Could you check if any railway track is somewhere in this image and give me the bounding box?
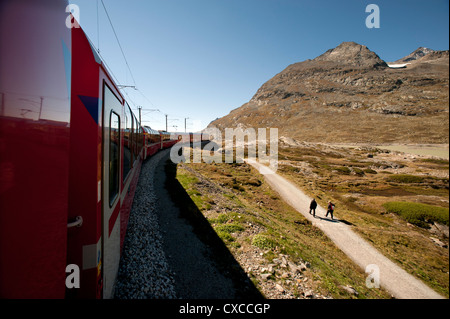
[114,150,177,298]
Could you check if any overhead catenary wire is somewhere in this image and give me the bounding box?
[96,0,100,54]
[100,0,136,87]
[94,1,145,116]
[94,1,187,130]
[98,1,160,117]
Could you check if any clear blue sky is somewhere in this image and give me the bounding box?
[69,0,449,132]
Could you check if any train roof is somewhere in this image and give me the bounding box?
[143,126,159,134]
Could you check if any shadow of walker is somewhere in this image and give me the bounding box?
[314,216,354,226]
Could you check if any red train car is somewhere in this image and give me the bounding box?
[67,19,145,299]
[161,131,179,149]
[142,127,178,159]
[0,0,145,299]
[143,126,161,158]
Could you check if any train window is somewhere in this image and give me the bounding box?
[109,111,120,206]
[155,131,160,144]
[133,115,138,158]
[130,108,134,165]
[123,103,132,181]
[139,124,143,153]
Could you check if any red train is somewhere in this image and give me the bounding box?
[143,127,179,159]
[0,0,191,299]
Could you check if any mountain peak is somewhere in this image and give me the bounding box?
[396,47,436,63]
[315,41,387,68]
[209,41,448,144]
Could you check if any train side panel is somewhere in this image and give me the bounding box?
[0,0,71,298]
[68,23,144,299]
[67,24,103,299]
[0,0,163,299]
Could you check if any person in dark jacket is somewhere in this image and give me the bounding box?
[309,198,318,217]
[326,201,335,220]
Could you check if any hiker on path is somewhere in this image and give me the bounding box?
[309,198,317,217]
[326,201,335,220]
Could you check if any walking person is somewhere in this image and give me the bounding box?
[326,201,335,220]
[309,198,318,217]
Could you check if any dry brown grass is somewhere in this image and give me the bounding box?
[276,143,449,297]
[176,158,392,298]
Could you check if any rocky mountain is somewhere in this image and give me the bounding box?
[209,42,449,144]
[395,47,436,63]
[315,41,387,68]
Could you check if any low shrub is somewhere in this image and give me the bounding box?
[235,176,262,187]
[334,166,351,175]
[383,201,449,228]
[215,223,245,233]
[251,234,277,250]
[421,158,449,165]
[387,174,426,184]
[210,214,230,224]
[216,231,235,243]
[353,167,365,176]
[363,168,378,174]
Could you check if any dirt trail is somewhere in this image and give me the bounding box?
[246,159,445,299]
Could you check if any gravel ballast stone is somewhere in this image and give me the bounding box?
[114,151,177,299]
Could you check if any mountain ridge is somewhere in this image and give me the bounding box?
[395,47,436,63]
[209,42,449,144]
[315,41,388,68]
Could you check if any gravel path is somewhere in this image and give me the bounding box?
[246,159,445,299]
